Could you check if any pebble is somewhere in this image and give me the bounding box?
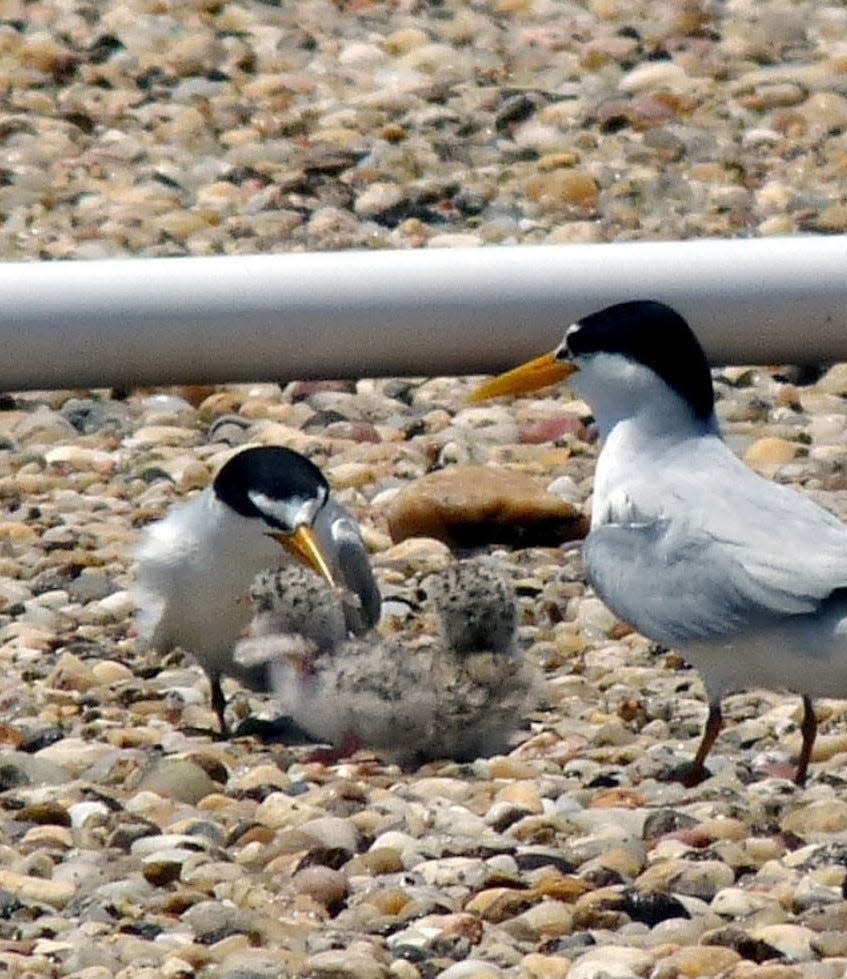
[293,866,349,908]
[744,437,800,472]
[136,758,220,804]
[567,945,654,979]
[783,800,847,835]
[0,868,75,908]
[435,964,502,979]
[307,950,389,979]
[386,465,587,547]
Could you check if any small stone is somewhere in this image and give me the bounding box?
[68,801,110,828]
[799,92,847,133]
[301,816,360,855]
[495,782,544,815]
[619,62,690,93]
[183,900,254,942]
[377,537,454,575]
[34,739,116,776]
[219,948,304,979]
[524,170,599,214]
[67,570,118,604]
[386,465,587,547]
[137,758,219,805]
[520,415,590,444]
[354,183,404,217]
[464,887,535,922]
[0,750,69,787]
[292,866,349,909]
[91,660,134,685]
[18,799,70,826]
[655,946,741,977]
[503,900,574,940]
[744,437,799,471]
[362,887,412,915]
[20,824,73,849]
[347,850,405,877]
[782,799,847,835]
[575,597,621,637]
[0,868,74,908]
[142,848,196,885]
[434,963,502,979]
[520,955,571,979]
[567,945,654,979]
[750,924,815,962]
[47,652,96,692]
[307,949,389,979]
[818,364,847,396]
[487,757,539,780]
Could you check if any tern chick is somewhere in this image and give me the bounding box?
[235,559,541,766]
[473,299,847,785]
[132,445,380,734]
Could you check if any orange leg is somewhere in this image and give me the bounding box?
[795,694,816,786]
[681,700,722,787]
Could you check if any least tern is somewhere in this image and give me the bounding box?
[235,559,541,766]
[472,299,847,785]
[132,445,380,734]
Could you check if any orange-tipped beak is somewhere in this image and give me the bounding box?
[468,351,578,403]
[272,526,336,586]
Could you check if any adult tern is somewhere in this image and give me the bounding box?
[472,299,847,785]
[132,445,380,734]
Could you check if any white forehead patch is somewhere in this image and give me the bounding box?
[556,322,581,360]
[249,490,323,530]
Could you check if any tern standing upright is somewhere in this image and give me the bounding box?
[473,300,847,784]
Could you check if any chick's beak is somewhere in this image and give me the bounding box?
[271,526,336,586]
[468,350,578,402]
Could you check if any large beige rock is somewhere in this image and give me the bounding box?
[386,465,588,547]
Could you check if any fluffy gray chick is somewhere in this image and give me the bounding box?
[235,560,541,766]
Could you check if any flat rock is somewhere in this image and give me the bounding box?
[386,465,588,547]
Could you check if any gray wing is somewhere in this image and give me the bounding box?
[585,437,847,647]
[315,499,381,634]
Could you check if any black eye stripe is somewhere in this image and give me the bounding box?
[213,447,329,525]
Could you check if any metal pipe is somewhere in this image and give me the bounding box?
[3,236,846,390]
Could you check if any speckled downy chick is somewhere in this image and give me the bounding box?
[235,559,541,766]
[422,557,542,763]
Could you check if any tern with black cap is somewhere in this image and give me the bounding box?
[472,299,847,785]
[132,445,380,734]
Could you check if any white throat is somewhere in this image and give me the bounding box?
[571,352,716,443]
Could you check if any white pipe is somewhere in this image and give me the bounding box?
[3,236,846,390]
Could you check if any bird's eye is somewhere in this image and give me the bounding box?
[557,323,581,360]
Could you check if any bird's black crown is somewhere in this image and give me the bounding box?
[213,446,328,526]
[565,300,714,421]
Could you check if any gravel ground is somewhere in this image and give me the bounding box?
[3,1,847,977]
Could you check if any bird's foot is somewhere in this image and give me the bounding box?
[230,715,316,744]
[179,724,228,741]
[659,760,712,787]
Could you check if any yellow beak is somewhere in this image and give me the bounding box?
[468,351,578,403]
[271,525,336,586]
